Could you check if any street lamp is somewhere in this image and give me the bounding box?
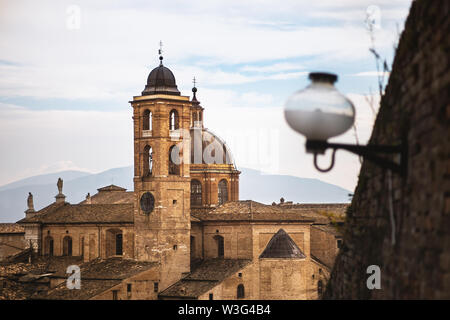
[284,72,407,175]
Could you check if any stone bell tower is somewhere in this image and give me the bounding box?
[130,50,191,290]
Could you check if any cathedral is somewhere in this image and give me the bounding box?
[0,53,346,300]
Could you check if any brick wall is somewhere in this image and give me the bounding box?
[324,0,450,299]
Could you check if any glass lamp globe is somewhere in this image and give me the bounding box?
[284,72,355,141]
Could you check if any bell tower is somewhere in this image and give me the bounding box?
[130,49,191,290]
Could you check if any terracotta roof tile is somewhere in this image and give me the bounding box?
[159,258,251,298]
[0,223,24,234]
[18,203,133,224]
[193,200,332,223]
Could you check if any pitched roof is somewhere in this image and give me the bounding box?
[18,203,133,224]
[159,258,251,299]
[97,185,127,192]
[36,258,158,300]
[0,223,24,234]
[259,229,306,259]
[16,201,66,224]
[193,200,329,223]
[79,191,134,205]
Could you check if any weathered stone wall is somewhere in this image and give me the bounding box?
[91,267,159,300]
[310,226,341,268]
[324,0,450,299]
[0,234,26,260]
[41,225,134,261]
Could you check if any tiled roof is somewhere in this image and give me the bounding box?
[16,201,66,224]
[0,223,24,234]
[97,185,127,192]
[259,229,306,259]
[17,203,133,224]
[192,200,330,223]
[79,191,134,205]
[35,258,157,300]
[159,258,252,299]
[51,257,157,280]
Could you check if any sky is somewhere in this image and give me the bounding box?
[0,0,413,192]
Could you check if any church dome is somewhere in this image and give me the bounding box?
[142,57,181,96]
[189,128,237,168]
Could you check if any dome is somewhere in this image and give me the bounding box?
[142,59,180,96]
[189,128,237,168]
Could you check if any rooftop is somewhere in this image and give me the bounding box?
[159,258,251,299]
[17,203,133,224]
[0,223,24,234]
[259,229,306,259]
[193,200,332,223]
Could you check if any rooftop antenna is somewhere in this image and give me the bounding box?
[158,40,163,65]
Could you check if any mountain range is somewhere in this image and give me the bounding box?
[0,166,351,223]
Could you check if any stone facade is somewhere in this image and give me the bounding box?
[2,57,347,300]
[324,0,450,299]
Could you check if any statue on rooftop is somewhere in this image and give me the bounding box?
[27,192,34,211]
[57,178,63,194]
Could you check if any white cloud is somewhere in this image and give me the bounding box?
[351,71,390,77]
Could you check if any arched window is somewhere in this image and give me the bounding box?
[318,280,323,296]
[218,179,228,205]
[237,284,245,299]
[143,145,153,176]
[191,180,202,206]
[63,236,72,256]
[169,109,179,130]
[106,229,123,257]
[45,236,54,256]
[169,145,180,175]
[143,109,152,131]
[213,235,224,258]
[116,234,123,256]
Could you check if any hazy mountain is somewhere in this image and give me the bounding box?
[0,171,90,191]
[240,168,351,204]
[0,166,350,223]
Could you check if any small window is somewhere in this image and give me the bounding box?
[209,293,213,300]
[237,284,245,299]
[112,290,119,300]
[127,284,132,293]
[173,199,177,205]
[154,282,159,293]
[238,273,242,278]
[318,280,323,295]
[173,245,178,251]
[337,239,343,249]
[169,109,179,130]
[218,179,228,205]
[169,145,180,175]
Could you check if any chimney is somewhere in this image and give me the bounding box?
[85,193,91,204]
[55,177,66,204]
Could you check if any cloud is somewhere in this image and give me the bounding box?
[0,0,410,100]
[351,71,390,77]
[240,62,304,73]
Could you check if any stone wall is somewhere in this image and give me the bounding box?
[324,0,450,299]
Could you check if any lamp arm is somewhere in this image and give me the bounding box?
[306,140,407,176]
